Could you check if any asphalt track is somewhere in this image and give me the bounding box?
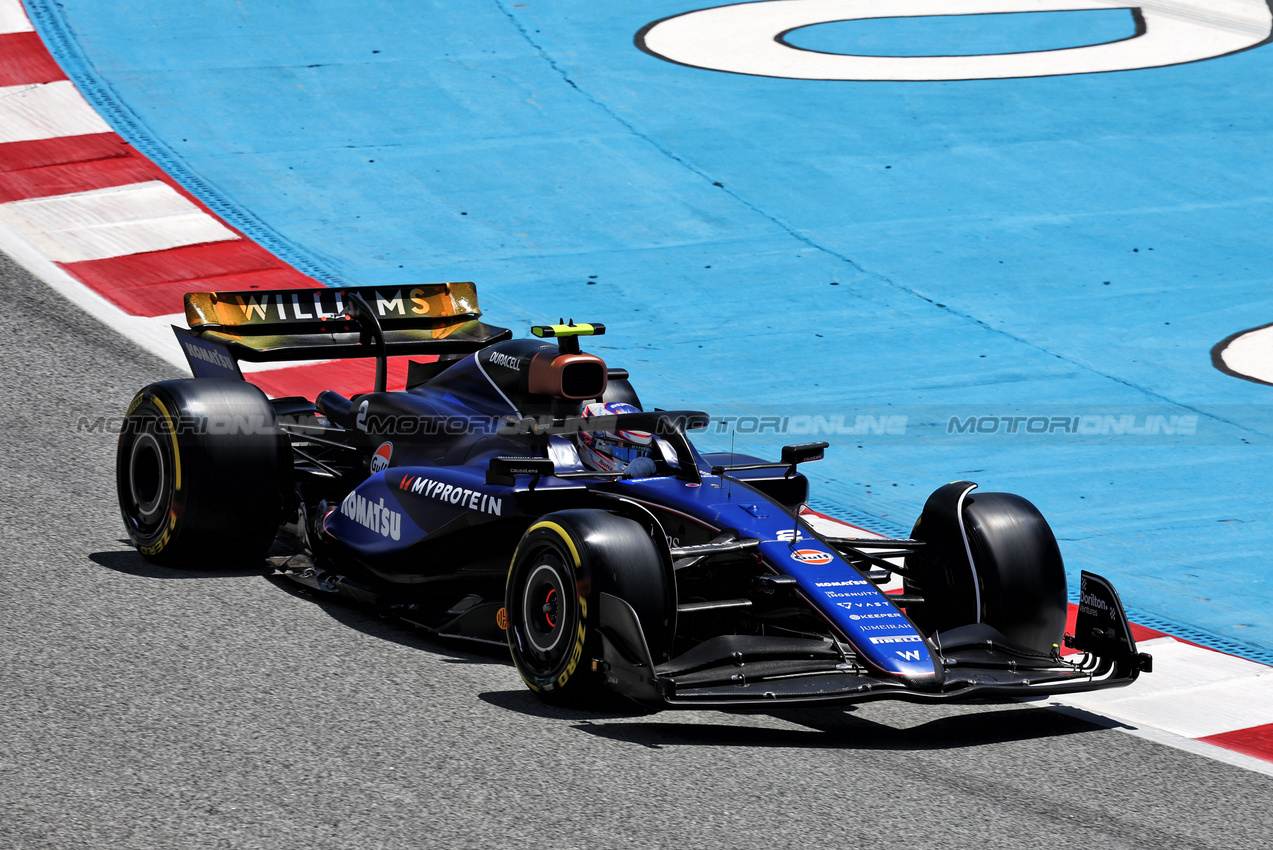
[4,3,1273,845]
[3,252,1272,848]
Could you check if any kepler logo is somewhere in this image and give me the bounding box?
[340,493,402,541]
[400,474,503,516]
[848,612,905,621]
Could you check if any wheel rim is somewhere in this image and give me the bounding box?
[128,431,167,523]
[510,536,582,683]
[522,557,570,654]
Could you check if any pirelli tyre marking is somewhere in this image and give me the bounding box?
[152,396,182,493]
[136,394,182,558]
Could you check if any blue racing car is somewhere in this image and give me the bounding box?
[116,283,1151,708]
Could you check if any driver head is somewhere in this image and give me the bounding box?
[577,402,653,475]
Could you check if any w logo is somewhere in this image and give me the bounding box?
[896,650,922,662]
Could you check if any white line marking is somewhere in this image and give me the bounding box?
[0,181,238,262]
[1046,703,1273,779]
[0,82,112,142]
[0,0,34,35]
[1054,638,1273,738]
[0,214,188,370]
[640,0,1273,81]
[1218,324,1273,384]
[472,351,518,413]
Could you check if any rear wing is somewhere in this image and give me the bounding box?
[175,283,511,372]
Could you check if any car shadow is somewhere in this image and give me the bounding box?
[260,572,511,664]
[478,688,663,721]
[477,689,1114,751]
[88,547,508,665]
[87,549,1121,751]
[90,548,265,579]
[563,703,1111,751]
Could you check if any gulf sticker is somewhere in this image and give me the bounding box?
[790,548,833,566]
[371,442,393,473]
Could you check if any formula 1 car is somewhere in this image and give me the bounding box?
[116,283,1151,708]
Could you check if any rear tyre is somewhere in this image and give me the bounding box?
[116,379,291,566]
[905,491,1067,654]
[506,510,671,706]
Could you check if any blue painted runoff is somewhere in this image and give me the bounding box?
[782,10,1139,57]
[27,0,1273,661]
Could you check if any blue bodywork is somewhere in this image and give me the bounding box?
[319,338,940,682]
[250,318,1147,706]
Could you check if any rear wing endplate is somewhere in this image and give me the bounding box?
[175,283,511,375]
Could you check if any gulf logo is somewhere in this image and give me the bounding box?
[370,442,393,473]
[790,548,833,566]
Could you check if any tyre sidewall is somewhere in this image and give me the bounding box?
[117,380,290,565]
[963,492,1067,653]
[506,517,594,695]
[505,509,672,701]
[117,390,183,559]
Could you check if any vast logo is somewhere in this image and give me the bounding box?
[638,0,1273,81]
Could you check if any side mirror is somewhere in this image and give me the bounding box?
[780,442,829,465]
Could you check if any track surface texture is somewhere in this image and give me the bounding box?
[3,252,1271,849]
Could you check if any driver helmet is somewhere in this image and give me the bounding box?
[577,402,654,474]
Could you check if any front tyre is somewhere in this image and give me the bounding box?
[961,492,1067,653]
[116,379,291,566]
[905,488,1067,655]
[506,510,671,705]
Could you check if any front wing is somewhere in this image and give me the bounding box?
[593,571,1151,708]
